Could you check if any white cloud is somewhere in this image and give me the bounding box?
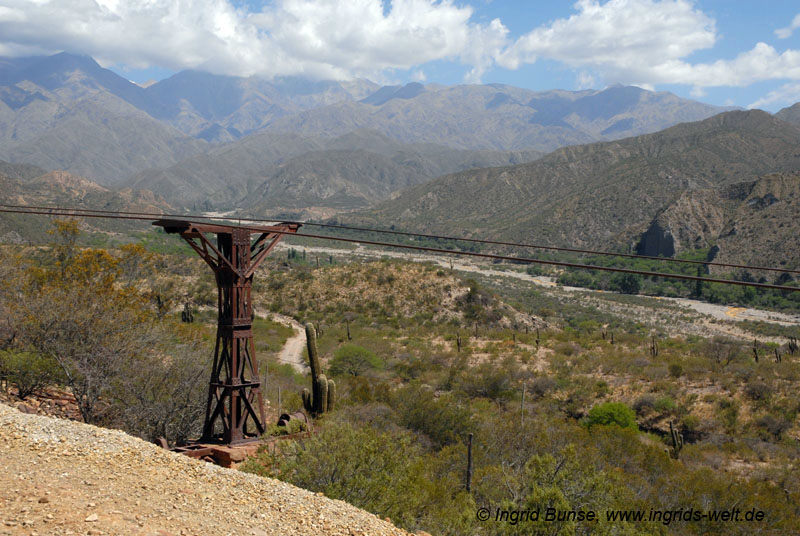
[499,0,800,90]
[576,71,595,89]
[0,0,508,81]
[0,0,798,94]
[498,0,716,74]
[748,81,800,110]
[775,13,800,39]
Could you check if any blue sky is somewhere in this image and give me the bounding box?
[1,1,799,110]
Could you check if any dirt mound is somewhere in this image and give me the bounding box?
[0,403,411,535]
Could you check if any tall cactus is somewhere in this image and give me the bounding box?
[669,421,684,459]
[301,323,335,417]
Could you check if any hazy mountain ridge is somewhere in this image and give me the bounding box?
[350,110,800,268]
[128,128,544,211]
[143,70,379,142]
[264,83,731,152]
[0,54,207,184]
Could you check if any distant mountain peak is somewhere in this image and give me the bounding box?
[361,82,426,106]
[775,101,800,127]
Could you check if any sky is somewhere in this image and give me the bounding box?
[0,0,799,111]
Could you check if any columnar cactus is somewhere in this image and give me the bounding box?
[301,323,335,417]
[669,420,684,459]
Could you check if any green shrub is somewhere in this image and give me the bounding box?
[0,350,61,400]
[744,380,771,402]
[681,414,701,432]
[654,396,677,414]
[529,376,556,398]
[585,402,638,430]
[668,363,683,378]
[393,386,473,448]
[329,344,383,376]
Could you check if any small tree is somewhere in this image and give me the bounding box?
[609,273,641,295]
[329,344,382,376]
[585,402,638,430]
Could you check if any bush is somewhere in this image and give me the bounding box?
[756,414,791,440]
[744,381,771,402]
[668,363,683,378]
[267,418,307,437]
[457,360,517,402]
[585,402,638,430]
[0,350,61,400]
[633,394,657,416]
[393,386,473,448]
[610,273,642,294]
[681,414,701,432]
[329,344,383,376]
[654,396,677,414]
[529,376,556,398]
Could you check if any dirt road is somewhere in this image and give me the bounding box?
[268,313,308,374]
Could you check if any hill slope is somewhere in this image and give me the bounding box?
[775,101,800,126]
[352,110,800,267]
[0,402,410,536]
[0,164,172,242]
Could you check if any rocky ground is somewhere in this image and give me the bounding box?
[0,403,414,536]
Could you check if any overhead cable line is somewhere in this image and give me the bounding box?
[1,202,798,275]
[1,206,798,293]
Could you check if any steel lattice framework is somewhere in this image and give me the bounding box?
[153,219,300,444]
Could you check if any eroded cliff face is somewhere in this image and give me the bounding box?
[636,172,800,273]
[713,173,800,274]
[636,188,730,257]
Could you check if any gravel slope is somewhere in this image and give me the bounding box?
[0,403,412,536]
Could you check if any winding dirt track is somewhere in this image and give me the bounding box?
[268,313,307,374]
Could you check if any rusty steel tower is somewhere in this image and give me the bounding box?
[154,219,300,444]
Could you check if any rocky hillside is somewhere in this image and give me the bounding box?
[0,162,172,243]
[0,402,412,535]
[636,171,800,269]
[351,110,800,268]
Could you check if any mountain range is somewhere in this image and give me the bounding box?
[1,53,729,200]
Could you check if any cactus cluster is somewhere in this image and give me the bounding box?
[301,323,335,417]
